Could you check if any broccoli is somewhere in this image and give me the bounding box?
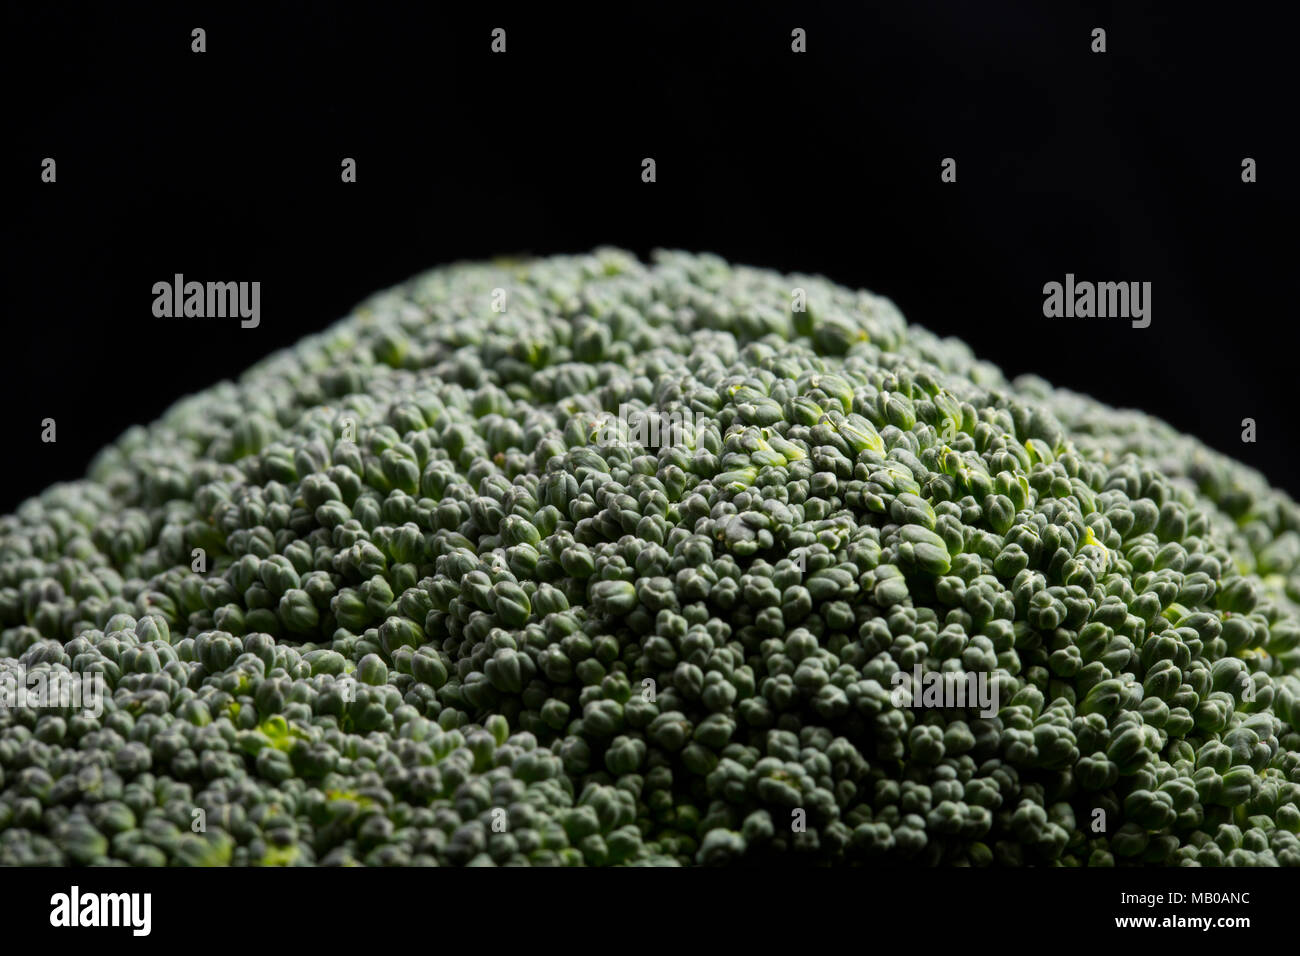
[1,247,1298,867]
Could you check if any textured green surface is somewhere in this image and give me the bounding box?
[2,248,1299,866]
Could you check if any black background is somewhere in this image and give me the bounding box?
[0,863,1279,940]
[4,2,1295,513]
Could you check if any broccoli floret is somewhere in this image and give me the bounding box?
[1,248,1298,866]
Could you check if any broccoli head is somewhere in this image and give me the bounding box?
[1,248,1298,867]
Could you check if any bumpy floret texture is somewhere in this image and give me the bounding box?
[2,249,1300,866]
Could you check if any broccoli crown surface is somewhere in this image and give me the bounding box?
[2,248,1299,867]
